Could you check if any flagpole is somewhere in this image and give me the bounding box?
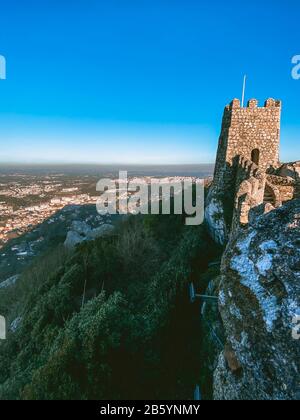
[241,75,247,107]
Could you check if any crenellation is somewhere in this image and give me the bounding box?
[205,97,298,244]
[230,98,241,109]
[247,99,258,108]
[214,98,282,186]
[264,98,282,108]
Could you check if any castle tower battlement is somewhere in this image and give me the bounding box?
[213,98,282,188]
[206,98,282,245]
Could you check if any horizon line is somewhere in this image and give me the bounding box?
[0,161,215,166]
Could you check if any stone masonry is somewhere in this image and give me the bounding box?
[204,99,300,400]
[205,98,300,244]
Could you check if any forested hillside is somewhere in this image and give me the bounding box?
[0,213,220,400]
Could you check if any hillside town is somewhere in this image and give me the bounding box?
[0,195,99,246]
[0,178,101,248]
[0,172,205,248]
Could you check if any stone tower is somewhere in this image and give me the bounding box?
[213,98,282,189]
[206,98,282,245]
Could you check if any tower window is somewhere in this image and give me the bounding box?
[251,149,260,165]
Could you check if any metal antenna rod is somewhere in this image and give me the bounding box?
[241,75,247,107]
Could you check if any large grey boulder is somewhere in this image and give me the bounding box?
[10,317,22,333]
[214,199,300,400]
[87,224,115,240]
[64,223,115,249]
[64,231,86,249]
[205,190,228,246]
[71,221,91,235]
[0,275,20,289]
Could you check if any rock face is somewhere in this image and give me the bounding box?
[71,221,91,235]
[64,221,115,249]
[205,191,228,245]
[86,224,115,240]
[0,275,20,289]
[64,231,85,249]
[214,199,300,400]
[10,317,22,333]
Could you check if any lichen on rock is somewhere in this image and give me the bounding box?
[214,199,300,400]
[205,190,228,246]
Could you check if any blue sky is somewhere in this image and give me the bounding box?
[0,0,299,164]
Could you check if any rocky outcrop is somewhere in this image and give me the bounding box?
[70,221,92,236]
[205,190,228,246]
[64,231,85,249]
[10,317,22,333]
[86,224,115,240]
[64,220,115,249]
[214,199,300,400]
[0,274,20,289]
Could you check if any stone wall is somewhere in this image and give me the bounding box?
[231,157,266,228]
[206,98,300,400]
[213,98,281,192]
[206,98,282,244]
[271,162,300,201]
[267,174,297,203]
[225,98,281,171]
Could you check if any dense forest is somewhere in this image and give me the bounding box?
[0,211,220,400]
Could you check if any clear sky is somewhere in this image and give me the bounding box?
[0,0,299,164]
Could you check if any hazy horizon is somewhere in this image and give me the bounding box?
[0,163,215,178]
[0,1,299,165]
